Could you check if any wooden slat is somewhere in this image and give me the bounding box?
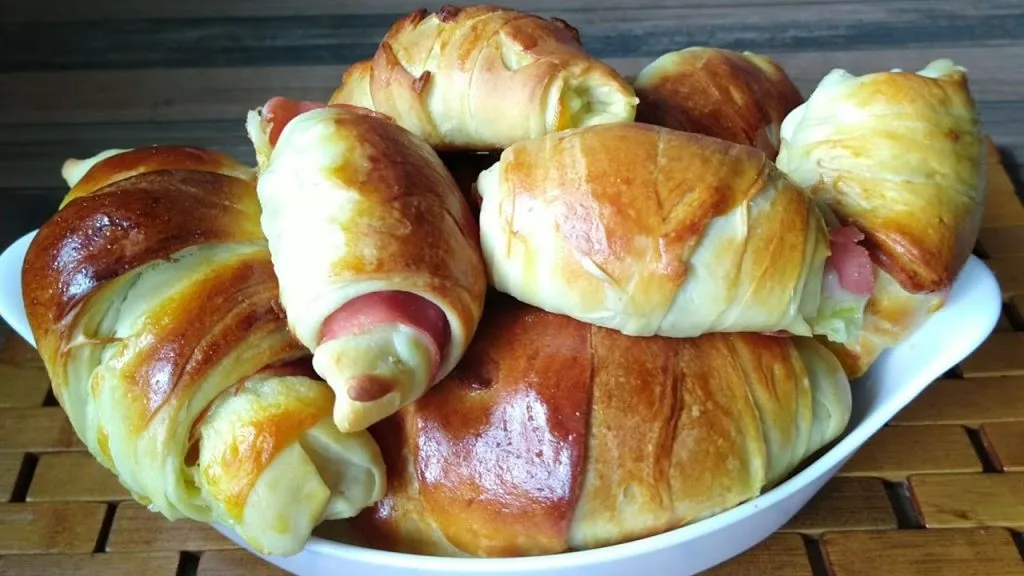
[838,425,982,480]
[0,190,59,252]
[980,422,1024,472]
[958,333,1024,378]
[0,333,42,368]
[1,45,1021,125]
[0,454,24,503]
[0,502,106,554]
[197,550,289,576]
[1009,295,1024,327]
[909,472,1024,528]
[702,534,813,576]
[27,453,128,502]
[4,3,1021,73]
[988,256,1024,299]
[0,552,180,575]
[106,502,234,553]
[820,528,1024,576]
[0,365,51,408]
[0,0,929,22]
[0,121,252,189]
[977,225,1024,258]
[0,408,83,453]
[892,376,1024,425]
[983,146,1024,229]
[0,106,1015,190]
[781,477,897,534]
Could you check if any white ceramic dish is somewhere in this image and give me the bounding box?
[0,229,1002,576]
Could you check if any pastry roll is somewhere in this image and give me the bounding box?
[477,121,878,341]
[776,59,985,376]
[328,4,638,150]
[348,293,852,557]
[21,146,386,556]
[634,47,804,159]
[246,98,488,433]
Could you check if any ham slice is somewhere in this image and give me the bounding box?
[262,97,327,147]
[320,291,451,384]
[827,225,875,295]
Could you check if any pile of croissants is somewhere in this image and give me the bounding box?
[20,3,985,560]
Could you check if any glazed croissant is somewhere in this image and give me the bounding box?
[328,4,638,150]
[246,98,488,434]
[348,293,852,557]
[776,59,985,376]
[477,121,883,342]
[634,47,804,159]
[20,146,386,556]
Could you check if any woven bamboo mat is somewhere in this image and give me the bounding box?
[0,142,1021,575]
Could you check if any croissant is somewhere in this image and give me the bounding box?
[328,4,638,150]
[776,59,985,376]
[634,47,804,159]
[20,146,387,556]
[345,292,853,557]
[477,121,884,342]
[246,98,488,434]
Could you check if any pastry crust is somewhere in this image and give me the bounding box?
[246,103,488,432]
[777,59,985,376]
[777,59,985,295]
[329,4,638,150]
[21,146,386,556]
[477,122,831,338]
[349,293,852,557]
[635,47,804,159]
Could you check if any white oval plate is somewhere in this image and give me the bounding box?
[0,229,1002,576]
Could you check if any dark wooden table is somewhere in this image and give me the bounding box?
[1,1,1023,575]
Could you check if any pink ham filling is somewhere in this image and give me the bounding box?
[261,96,392,147]
[262,96,329,147]
[827,225,875,296]
[319,291,451,382]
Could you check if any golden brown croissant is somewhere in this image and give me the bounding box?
[776,59,985,376]
[346,293,852,557]
[328,4,638,150]
[475,121,885,342]
[21,146,386,556]
[246,98,488,434]
[634,47,804,159]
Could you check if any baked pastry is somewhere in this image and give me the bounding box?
[477,121,881,342]
[348,292,853,557]
[21,146,387,556]
[776,59,985,376]
[634,47,804,159]
[328,4,638,150]
[246,98,488,433]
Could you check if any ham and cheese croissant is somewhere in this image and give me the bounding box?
[634,47,804,159]
[20,146,386,556]
[476,121,880,341]
[246,98,488,434]
[776,59,985,376]
[346,293,852,557]
[328,4,638,150]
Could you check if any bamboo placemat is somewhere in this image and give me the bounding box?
[0,142,1021,575]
